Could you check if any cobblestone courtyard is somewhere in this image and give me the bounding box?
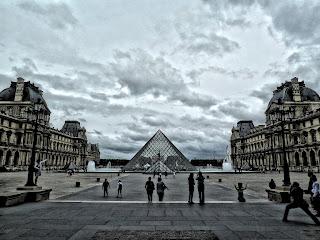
[1,172,320,239]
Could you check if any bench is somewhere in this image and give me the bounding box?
[0,192,27,207]
[25,189,52,202]
[0,189,52,207]
[266,188,290,203]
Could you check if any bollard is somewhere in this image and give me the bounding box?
[218,179,222,182]
[76,182,80,187]
[97,178,100,182]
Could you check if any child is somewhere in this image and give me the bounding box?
[117,180,123,198]
[235,182,247,202]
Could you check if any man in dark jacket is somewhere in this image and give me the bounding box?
[145,177,155,202]
[196,171,205,204]
[283,182,320,225]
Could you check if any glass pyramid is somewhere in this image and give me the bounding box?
[125,130,195,171]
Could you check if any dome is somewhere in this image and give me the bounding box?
[0,78,50,111]
[267,78,320,108]
[0,86,15,101]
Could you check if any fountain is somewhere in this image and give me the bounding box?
[87,160,121,173]
[222,159,233,172]
[222,146,233,171]
[87,160,96,172]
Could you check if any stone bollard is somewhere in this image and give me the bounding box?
[76,182,80,187]
[218,179,222,182]
[97,178,100,182]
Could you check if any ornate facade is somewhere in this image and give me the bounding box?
[231,77,320,172]
[0,77,100,170]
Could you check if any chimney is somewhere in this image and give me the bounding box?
[14,77,25,102]
[291,77,301,102]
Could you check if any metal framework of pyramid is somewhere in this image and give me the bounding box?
[145,161,173,173]
[125,130,195,171]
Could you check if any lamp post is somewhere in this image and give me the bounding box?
[24,103,45,186]
[274,105,293,186]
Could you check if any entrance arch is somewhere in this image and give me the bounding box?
[302,151,308,166]
[0,150,3,165]
[295,152,300,166]
[13,151,19,166]
[310,150,316,166]
[5,151,12,166]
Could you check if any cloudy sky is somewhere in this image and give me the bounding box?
[1,0,320,159]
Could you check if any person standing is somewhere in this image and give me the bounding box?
[34,159,47,185]
[102,179,110,197]
[157,178,168,201]
[196,171,205,204]
[307,171,315,194]
[164,171,168,179]
[145,177,155,202]
[269,179,276,189]
[117,180,123,198]
[235,182,247,202]
[188,173,195,204]
[283,182,320,225]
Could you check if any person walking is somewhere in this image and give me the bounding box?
[188,173,195,204]
[102,179,110,197]
[311,175,320,216]
[157,178,168,201]
[145,177,155,202]
[117,180,123,198]
[282,182,320,225]
[196,171,205,204]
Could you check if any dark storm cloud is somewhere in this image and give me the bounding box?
[141,115,171,127]
[260,1,320,45]
[0,74,13,90]
[12,60,111,96]
[109,49,218,109]
[250,83,277,103]
[89,93,109,102]
[218,100,264,123]
[94,135,139,155]
[188,66,256,81]
[183,33,240,56]
[201,0,255,29]
[18,0,78,30]
[22,58,38,71]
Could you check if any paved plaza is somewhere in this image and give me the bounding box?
[1,172,320,239]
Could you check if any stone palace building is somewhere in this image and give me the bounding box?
[231,77,320,172]
[0,77,100,170]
